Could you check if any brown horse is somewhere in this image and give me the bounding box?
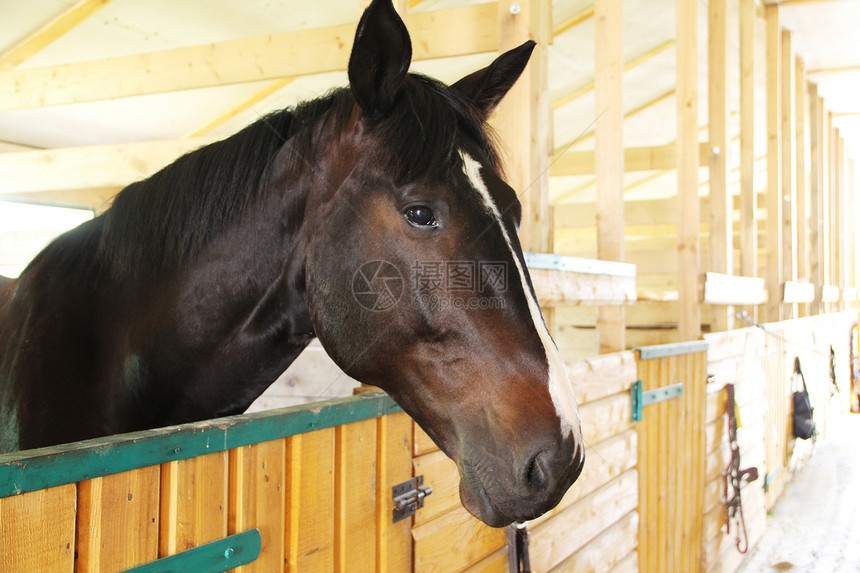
[0,0,583,527]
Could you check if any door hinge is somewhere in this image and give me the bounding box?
[392,475,433,523]
[631,380,684,421]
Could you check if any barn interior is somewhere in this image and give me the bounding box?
[2,0,860,571]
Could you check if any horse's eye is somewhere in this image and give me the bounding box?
[404,205,437,227]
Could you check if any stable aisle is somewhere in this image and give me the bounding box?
[738,413,860,572]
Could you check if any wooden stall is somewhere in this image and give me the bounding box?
[0,393,412,572]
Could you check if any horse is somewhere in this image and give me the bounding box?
[0,0,583,527]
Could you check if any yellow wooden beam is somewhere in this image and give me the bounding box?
[0,138,219,194]
[552,40,674,110]
[0,3,497,111]
[553,6,594,37]
[0,0,113,71]
[554,90,676,151]
[551,142,710,177]
[188,78,295,137]
[676,0,701,340]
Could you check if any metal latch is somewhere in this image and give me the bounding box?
[392,475,433,523]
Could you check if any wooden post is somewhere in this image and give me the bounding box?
[849,157,857,294]
[677,0,700,341]
[765,5,782,322]
[795,58,809,317]
[595,0,625,353]
[739,0,757,320]
[821,103,832,310]
[781,30,796,318]
[495,0,552,254]
[709,0,732,333]
[835,134,844,306]
[808,86,823,315]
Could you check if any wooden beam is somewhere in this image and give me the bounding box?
[550,142,710,177]
[553,6,594,37]
[0,138,219,194]
[594,0,625,353]
[780,30,797,313]
[493,0,552,254]
[0,4,497,111]
[0,0,113,70]
[709,0,732,331]
[0,188,120,212]
[188,78,294,137]
[765,5,783,322]
[807,63,860,75]
[795,58,809,316]
[552,40,674,110]
[808,88,822,314]
[701,273,766,305]
[554,90,676,151]
[677,0,700,340]
[739,0,757,311]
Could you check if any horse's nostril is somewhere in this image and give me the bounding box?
[525,451,548,490]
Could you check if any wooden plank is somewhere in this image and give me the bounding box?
[0,484,76,571]
[549,510,639,572]
[808,86,823,314]
[766,5,783,321]
[795,57,810,316]
[708,0,732,332]
[529,468,638,572]
[159,451,228,557]
[676,0,701,341]
[739,0,757,317]
[579,392,635,446]
[0,137,220,194]
[411,450,458,527]
[493,0,552,253]
[530,429,638,529]
[552,40,674,110]
[701,272,767,305]
[781,30,797,314]
[530,268,637,306]
[412,506,504,571]
[76,467,160,571]
[334,419,377,573]
[228,438,287,573]
[376,412,412,573]
[0,0,113,70]
[783,280,815,303]
[0,392,400,499]
[566,351,638,404]
[0,4,498,110]
[594,0,625,353]
[413,423,438,457]
[550,142,710,177]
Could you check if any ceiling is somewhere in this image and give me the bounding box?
[1,0,859,273]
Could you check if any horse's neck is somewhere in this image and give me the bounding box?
[144,182,316,421]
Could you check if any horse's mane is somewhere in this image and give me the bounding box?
[95,73,501,277]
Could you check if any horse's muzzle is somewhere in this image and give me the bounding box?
[459,433,585,528]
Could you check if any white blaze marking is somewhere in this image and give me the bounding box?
[460,151,581,439]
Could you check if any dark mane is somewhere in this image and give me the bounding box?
[96,73,500,276]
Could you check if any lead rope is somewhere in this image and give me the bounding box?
[507,523,533,573]
[721,383,759,554]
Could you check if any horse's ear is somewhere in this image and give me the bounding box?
[451,40,536,120]
[348,0,412,120]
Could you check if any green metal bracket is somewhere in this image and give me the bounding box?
[631,381,643,422]
[123,529,261,573]
[631,381,684,422]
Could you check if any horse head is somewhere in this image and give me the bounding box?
[299,0,584,527]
